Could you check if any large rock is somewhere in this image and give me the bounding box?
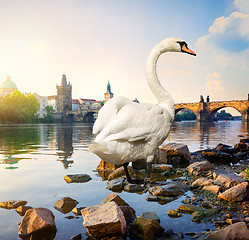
[82,201,126,238]
[149,181,189,197]
[187,160,212,175]
[202,185,222,195]
[64,174,92,183]
[177,204,203,214]
[101,192,128,206]
[108,166,135,181]
[129,216,164,240]
[202,149,233,162]
[106,177,125,192]
[206,222,249,240]
[19,208,57,239]
[160,142,191,161]
[53,197,78,214]
[101,193,136,224]
[214,173,245,188]
[218,182,249,202]
[0,200,27,209]
[191,177,213,188]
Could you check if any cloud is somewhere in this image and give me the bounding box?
[206,72,224,91]
[234,0,249,13]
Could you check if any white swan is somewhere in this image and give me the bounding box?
[89,37,196,183]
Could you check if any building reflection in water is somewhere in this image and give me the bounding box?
[56,125,74,169]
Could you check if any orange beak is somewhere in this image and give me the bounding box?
[182,44,196,56]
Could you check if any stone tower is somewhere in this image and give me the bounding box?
[56,74,72,114]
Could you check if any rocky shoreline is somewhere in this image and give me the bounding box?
[1,137,249,239]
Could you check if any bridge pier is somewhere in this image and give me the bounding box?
[241,110,249,122]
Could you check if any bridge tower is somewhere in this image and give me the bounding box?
[56,74,72,115]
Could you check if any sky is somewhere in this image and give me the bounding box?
[0,0,248,112]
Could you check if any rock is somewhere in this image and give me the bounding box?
[167,209,182,218]
[64,174,92,183]
[101,193,135,224]
[82,201,126,238]
[108,166,135,181]
[149,181,189,197]
[191,210,205,222]
[19,208,57,238]
[16,206,33,216]
[206,222,249,240]
[240,171,247,179]
[154,148,168,164]
[213,169,231,179]
[240,138,249,144]
[120,205,136,224]
[161,142,191,161]
[141,211,160,222]
[0,200,27,209]
[53,197,78,214]
[202,149,233,162]
[152,164,173,172]
[129,216,164,240]
[72,207,85,216]
[106,177,125,192]
[214,173,245,188]
[235,142,249,152]
[187,160,213,175]
[218,182,249,202]
[101,192,128,206]
[215,143,235,154]
[191,177,213,188]
[71,233,82,240]
[177,204,203,214]
[160,229,183,240]
[202,185,222,195]
[81,204,104,216]
[124,183,145,193]
[96,160,119,171]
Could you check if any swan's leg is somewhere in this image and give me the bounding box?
[123,162,133,184]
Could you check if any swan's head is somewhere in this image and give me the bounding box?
[159,37,196,56]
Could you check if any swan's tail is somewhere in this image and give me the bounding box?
[88,142,119,164]
[88,142,108,153]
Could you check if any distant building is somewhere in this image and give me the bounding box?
[34,93,48,118]
[0,76,18,97]
[56,74,72,114]
[72,99,80,111]
[48,95,57,112]
[103,80,113,103]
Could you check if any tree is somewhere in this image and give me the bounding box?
[0,90,40,123]
[45,105,55,123]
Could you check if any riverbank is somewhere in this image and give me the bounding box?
[2,137,249,239]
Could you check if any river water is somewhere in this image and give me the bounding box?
[0,121,248,239]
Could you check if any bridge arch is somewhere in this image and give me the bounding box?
[175,108,197,121]
[83,111,96,123]
[208,106,241,120]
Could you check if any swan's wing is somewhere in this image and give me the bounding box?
[93,96,132,134]
[104,103,169,142]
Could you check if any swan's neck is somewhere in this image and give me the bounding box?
[145,43,175,117]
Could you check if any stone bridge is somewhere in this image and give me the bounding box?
[175,99,249,122]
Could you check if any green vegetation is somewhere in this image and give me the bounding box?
[0,90,40,123]
[37,105,55,123]
[215,110,233,119]
[175,110,196,121]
